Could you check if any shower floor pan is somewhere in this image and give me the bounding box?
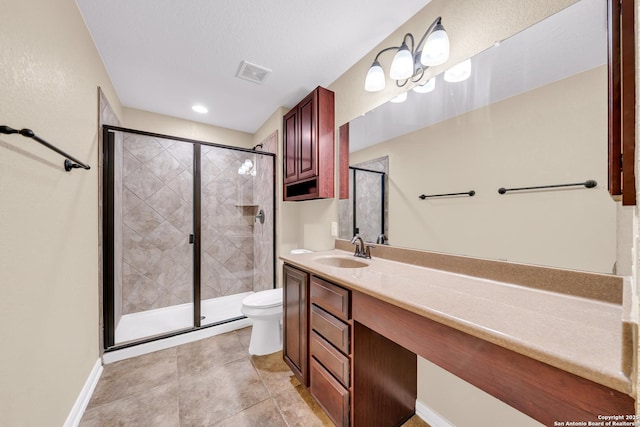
[115,292,251,345]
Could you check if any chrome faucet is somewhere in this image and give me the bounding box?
[350,234,372,259]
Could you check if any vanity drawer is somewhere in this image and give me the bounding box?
[311,331,350,388]
[311,276,350,320]
[311,305,350,354]
[310,358,350,427]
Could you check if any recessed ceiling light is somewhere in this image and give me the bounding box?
[192,105,208,114]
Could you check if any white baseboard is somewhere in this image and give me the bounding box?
[103,317,252,364]
[415,400,455,427]
[63,358,103,427]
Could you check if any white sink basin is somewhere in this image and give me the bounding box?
[314,256,369,269]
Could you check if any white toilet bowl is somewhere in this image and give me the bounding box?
[240,288,283,356]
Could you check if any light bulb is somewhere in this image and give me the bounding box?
[420,27,450,66]
[389,43,414,80]
[365,61,385,92]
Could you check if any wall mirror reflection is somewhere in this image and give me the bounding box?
[341,0,617,274]
[339,157,389,245]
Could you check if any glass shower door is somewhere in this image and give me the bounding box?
[199,145,258,326]
[104,128,195,347]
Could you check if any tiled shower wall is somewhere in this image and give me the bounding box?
[119,133,274,315]
[253,131,277,292]
[121,134,194,314]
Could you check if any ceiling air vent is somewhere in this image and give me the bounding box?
[236,60,271,84]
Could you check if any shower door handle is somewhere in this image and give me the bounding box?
[188,234,194,244]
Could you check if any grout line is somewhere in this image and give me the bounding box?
[174,348,183,426]
[247,350,293,426]
[269,394,293,427]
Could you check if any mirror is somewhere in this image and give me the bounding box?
[341,0,617,274]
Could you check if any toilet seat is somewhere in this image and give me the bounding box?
[242,288,282,308]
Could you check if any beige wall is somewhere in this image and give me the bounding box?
[123,107,253,149]
[0,0,122,425]
[350,66,615,274]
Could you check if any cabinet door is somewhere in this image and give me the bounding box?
[297,92,317,181]
[283,109,299,184]
[283,264,309,386]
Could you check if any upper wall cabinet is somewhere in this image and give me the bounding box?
[283,86,335,201]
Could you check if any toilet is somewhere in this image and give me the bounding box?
[241,288,283,355]
[241,249,311,355]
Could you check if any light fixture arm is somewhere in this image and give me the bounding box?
[401,33,415,54]
[372,46,402,63]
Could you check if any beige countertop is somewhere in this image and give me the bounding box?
[280,249,634,395]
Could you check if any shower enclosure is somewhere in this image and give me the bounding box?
[102,126,275,350]
[339,163,388,244]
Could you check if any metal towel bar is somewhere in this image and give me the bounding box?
[498,180,596,194]
[419,190,475,199]
[0,125,90,171]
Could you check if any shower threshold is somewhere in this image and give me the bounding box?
[114,292,251,345]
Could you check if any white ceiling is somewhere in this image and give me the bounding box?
[75,0,432,133]
[349,0,608,152]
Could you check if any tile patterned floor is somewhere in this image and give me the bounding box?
[80,327,430,426]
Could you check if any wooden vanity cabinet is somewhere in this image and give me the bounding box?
[283,264,310,386]
[283,86,335,201]
[283,262,635,426]
[309,276,352,427]
[283,264,415,427]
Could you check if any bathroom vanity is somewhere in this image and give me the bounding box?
[281,242,635,427]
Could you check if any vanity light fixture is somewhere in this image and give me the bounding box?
[412,77,436,94]
[444,58,472,83]
[364,17,450,92]
[192,105,208,114]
